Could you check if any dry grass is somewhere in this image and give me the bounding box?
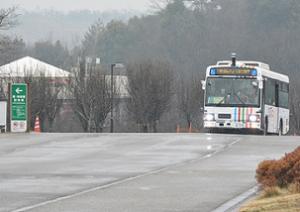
[288,182,300,194]
[240,192,300,212]
[258,187,282,199]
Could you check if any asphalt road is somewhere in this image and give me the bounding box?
[0,133,299,212]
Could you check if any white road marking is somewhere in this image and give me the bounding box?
[204,154,212,158]
[139,187,152,191]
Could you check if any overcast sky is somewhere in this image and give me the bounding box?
[2,0,151,11]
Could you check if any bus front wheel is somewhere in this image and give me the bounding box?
[278,120,283,136]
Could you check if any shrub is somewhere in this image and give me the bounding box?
[256,147,300,189]
[287,160,300,186]
[256,160,277,187]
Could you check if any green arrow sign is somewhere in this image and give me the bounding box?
[11,84,27,121]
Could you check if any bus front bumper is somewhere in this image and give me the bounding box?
[204,121,261,129]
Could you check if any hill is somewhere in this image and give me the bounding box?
[3,9,142,47]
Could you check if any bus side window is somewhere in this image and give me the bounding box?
[265,79,276,106]
[278,83,289,109]
[275,83,279,107]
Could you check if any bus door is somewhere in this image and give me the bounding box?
[264,79,278,133]
[274,83,280,133]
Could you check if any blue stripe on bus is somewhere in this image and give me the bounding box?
[234,107,237,122]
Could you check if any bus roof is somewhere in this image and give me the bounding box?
[208,60,289,83]
[216,60,270,70]
[260,68,289,83]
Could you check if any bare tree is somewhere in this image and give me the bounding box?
[0,7,18,30]
[149,0,172,11]
[0,36,25,65]
[23,74,63,132]
[150,0,218,12]
[0,63,65,132]
[290,84,300,135]
[1,75,47,131]
[184,0,218,12]
[126,59,174,132]
[44,80,63,132]
[25,76,47,130]
[71,58,112,132]
[176,74,203,129]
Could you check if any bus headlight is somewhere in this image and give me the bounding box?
[249,115,259,122]
[204,114,215,121]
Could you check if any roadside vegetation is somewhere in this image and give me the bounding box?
[240,147,300,211]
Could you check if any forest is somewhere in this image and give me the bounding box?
[1,0,300,133]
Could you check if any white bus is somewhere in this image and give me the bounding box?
[202,55,289,135]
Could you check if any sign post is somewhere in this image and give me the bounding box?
[10,83,28,133]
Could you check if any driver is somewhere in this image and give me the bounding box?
[235,83,258,104]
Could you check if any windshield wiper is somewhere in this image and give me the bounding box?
[215,94,231,105]
[233,92,246,104]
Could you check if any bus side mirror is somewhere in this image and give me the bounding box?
[259,81,263,89]
[201,80,206,90]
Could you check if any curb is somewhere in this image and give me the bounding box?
[212,186,259,212]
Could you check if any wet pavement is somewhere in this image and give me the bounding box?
[0,133,298,212]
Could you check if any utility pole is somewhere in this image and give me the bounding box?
[110,63,125,133]
[110,64,115,133]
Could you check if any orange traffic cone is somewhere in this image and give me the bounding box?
[34,116,41,133]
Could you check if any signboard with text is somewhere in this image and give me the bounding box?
[10,83,28,133]
[210,68,257,76]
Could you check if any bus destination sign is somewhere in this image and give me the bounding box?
[210,68,257,76]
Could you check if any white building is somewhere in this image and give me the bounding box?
[0,56,70,78]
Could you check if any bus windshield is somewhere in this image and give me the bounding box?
[205,78,260,107]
